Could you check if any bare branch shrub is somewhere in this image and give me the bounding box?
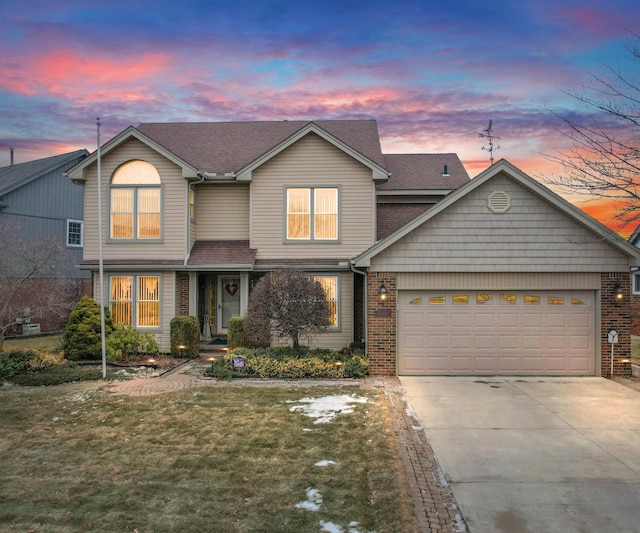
[244,269,330,350]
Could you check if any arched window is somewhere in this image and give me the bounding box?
[110,161,161,240]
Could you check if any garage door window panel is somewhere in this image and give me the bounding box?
[500,293,517,305]
[476,293,494,305]
[524,295,541,305]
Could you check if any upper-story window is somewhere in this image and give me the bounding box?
[286,187,338,241]
[189,188,196,220]
[110,160,161,240]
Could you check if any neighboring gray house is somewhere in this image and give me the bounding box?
[0,150,91,334]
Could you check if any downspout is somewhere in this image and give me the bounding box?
[350,263,368,349]
[184,173,206,266]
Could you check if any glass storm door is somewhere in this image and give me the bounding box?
[218,276,241,334]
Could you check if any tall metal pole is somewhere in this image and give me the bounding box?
[97,118,107,379]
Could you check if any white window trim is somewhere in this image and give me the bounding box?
[284,186,340,243]
[66,219,84,247]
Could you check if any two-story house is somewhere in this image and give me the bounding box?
[68,120,640,377]
[0,149,91,334]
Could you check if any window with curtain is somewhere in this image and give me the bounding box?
[110,275,160,327]
[287,187,338,240]
[314,276,338,327]
[110,160,161,240]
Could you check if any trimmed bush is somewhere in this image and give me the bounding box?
[204,347,369,380]
[9,363,103,386]
[0,348,67,382]
[63,296,113,360]
[106,325,159,362]
[227,317,250,349]
[170,316,200,358]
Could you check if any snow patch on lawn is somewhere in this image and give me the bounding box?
[295,488,323,511]
[315,460,336,467]
[288,394,368,424]
[320,520,376,533]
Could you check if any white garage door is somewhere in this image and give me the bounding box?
[398,290,596,376]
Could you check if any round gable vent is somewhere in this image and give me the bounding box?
[487,190,511,214]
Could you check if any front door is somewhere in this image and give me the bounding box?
[217,276,241,334]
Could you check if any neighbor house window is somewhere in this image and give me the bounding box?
[67,220,83,247]
[314,276,338,327]
[634,273,640,295]
[110,275,160,327]
[287,187,338,240]
[110,160,161,240]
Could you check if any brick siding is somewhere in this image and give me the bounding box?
[601,273,632,377]
[367,272,397,376]
[176,272,190,316]
[3,277,92,334]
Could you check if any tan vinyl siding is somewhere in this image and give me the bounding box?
[83,138,187,261]
[250,133,376,259]
[309,271,354,349]
[196,184,250,240]
[371,173,629,272]
[398,272,602,290]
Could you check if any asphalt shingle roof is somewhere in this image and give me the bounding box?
[379,153,469,191]
[137,120,386,174]
[0,150,88,196]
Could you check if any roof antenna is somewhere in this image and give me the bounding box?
[10,147,14,167]
[478,120,500,165]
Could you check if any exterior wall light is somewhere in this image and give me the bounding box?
[613,281,624,301]
[379,282,387,301]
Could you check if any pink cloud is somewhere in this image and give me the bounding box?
[0,49,175,100]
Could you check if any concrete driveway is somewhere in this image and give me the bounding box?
[400,376,640,533]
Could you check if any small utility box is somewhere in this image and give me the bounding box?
[21,324,41,336]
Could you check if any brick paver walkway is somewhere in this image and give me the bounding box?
[98,360,467,533]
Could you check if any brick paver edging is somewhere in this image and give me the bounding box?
[366,377,467,533]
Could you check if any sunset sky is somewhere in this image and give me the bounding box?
[1,0,638,233]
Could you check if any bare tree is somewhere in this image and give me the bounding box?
[544,34,640,231]
[244,269,330,350]
[0,219,81,349]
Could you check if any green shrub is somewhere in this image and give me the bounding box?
[170,316,199,358]
[106,325,159,362]
[0,349,65,383]
[206,358,236,380]
[0,349,33,380]
[227,317,250,349]
[343,355,369,378]
[10,364,103,386]
[63,296,113,360]
[247,355,341,379]
[205,347,369,380]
